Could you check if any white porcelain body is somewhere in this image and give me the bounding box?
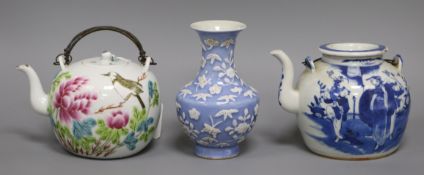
[18,52,162,159]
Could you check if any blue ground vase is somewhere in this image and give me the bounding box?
[176,20,259,159]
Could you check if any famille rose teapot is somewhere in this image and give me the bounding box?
[17,26,162,159]
[271,43,410,160]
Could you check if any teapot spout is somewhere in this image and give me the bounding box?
[16,64,49,116]
[270,50,299,113]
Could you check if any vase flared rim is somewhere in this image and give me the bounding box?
[319,42,388,57]
[190,20,246,33]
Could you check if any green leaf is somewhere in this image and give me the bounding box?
[151,82,160,107]
[95,127,105,135]
[129,107,147,132]
[54,121,100,153]
[119,128,129,136]
[81,138,92,150]
[47,105,53,116]
[51,72,72,92]
[129,119,137,131]
[137,126,156,142]
[83,136,96,144]
[95,119,113,141]
[58,124,72,138]
[110,130,121,144]
[138,133,147,142]
[148,126,156,134]
[97,119,106,127]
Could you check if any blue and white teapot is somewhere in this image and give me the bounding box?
[271,43,410,160]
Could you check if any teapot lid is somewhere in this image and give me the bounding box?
[80,51,130,66]
[64,50,153,77]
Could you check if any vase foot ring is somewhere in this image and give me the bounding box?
[194,144,240,159]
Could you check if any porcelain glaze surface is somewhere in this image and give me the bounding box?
[177,20,259,159]
[18,50,162,159]
[272,43,410,159]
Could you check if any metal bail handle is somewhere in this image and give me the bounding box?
[53,26,157,66]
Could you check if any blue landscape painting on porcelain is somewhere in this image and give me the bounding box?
[176,25,259,159]
[304,58,410,155]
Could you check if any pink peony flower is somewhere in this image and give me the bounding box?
[54,77,97,123]
[106,110,129,129]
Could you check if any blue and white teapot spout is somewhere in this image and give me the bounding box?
[270,50,301,113]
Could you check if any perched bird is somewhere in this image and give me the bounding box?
[102,72,146,109]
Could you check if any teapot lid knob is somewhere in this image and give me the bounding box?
[100,51,116,65]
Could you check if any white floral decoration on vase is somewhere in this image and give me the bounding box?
[234,122,250,134]
[225,67,236,79]
[176,102,181,111]
[212,59,239,85]
[192,93,212,101]
[254,104,259,116]
[183,122,199,140]
[209,84,222,95]
[200,115,223,140]
[220,39,234,48]
[204,38,219,50]
[179,89,192,98]
[216,142,231,147]
[198,136,218,146]
[184,81,193,87]
[195,74,210,89]
[201,123,221,138]
[217,95,237,105]
[206,53,222,64]
[178,112,199,140]
[230,87,242,94]
[243,90,256,98]
[225,108,254,139]
[215,109,239,120]
[189,108,200,120]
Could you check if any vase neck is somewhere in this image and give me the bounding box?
[197,31,239,72]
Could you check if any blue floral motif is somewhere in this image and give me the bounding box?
[148,80,154,99]
[137,117,154,132]
[305,65,410,155]
[123,132,138,150]
[49,117,55,127]
[72,118,96,140]
[278,73,284,106]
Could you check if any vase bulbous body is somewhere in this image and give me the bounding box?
[176,20,259,159]
[272,43,410,160]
